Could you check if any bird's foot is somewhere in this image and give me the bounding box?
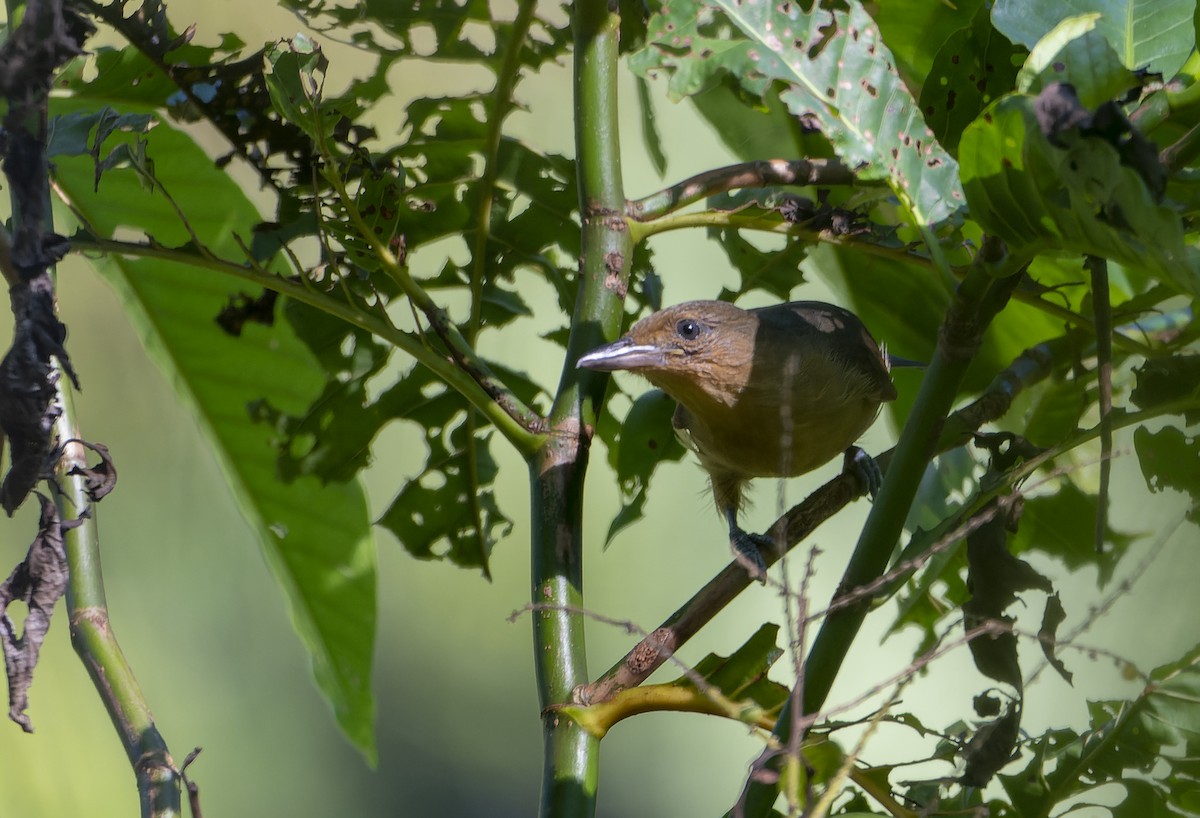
[729,527,771,583]
[843,446,883,499]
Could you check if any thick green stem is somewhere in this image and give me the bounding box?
[738,241,1025,816]
[531,1,631,816]
[57,393,181,817]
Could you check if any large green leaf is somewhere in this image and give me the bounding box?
[919,2,1023,155]
[992,0,1197,78]
[49,101,377,758]
[631,0,965,225]
[959,93,1200,297]
[1015,14,1142,109]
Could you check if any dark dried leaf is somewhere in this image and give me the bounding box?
[65,439,117,502]
[0,278,76,515]
[215,290,278,337]
[1038,592,1073,685]
[0,493,80,732]
[961,701,1022,787]
[964,498,1053,690]
[1033,82,1165,200]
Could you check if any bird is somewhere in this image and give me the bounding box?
[577,299,899,577]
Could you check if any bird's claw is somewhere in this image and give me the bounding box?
[843,446,883,499]
[730,527,771,583]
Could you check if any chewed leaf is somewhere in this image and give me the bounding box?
[376,365,513,576]
[632,0,965,225]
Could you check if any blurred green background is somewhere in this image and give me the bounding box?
[1,2,1197,816]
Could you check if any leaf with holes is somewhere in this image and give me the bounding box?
[632,0,966,225]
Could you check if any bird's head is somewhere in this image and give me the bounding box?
[577,300,755,407]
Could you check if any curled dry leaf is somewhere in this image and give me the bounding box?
[65,439,118,502]
[0,493,81,731]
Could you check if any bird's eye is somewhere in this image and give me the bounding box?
[675,318,702,340]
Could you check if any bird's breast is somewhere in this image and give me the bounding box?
[672,388,882,480]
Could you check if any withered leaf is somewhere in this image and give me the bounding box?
[0,493,80,731]
[960,700,1021,788]
[65,439,117,502]
[1038,592,1073,685]
[215,289,278,337]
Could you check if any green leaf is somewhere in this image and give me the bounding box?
[1015,14,1142,109]
[375,365,513,575]
[919,2,1023,154]
[282,0,570,66]
[262,37,347,147]
[992,0,1197,78]
[870,0,986,91]
[632,0,965,225]
[1023,375,1089,448]
[687,623,786,702]
[1130,355,1200,424]
[959,93,1200,297]
[709,225,810,302]
[635,77,668,177]
[1009,481,1127,584]
[600,389,687,546]
[1133,425,1200,522]
[50,100,377,759]
[689,78,813,162]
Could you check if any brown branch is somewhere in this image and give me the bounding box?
[627,158,865,221]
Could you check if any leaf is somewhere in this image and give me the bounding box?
[262,38,340,144]
[689,78,812,162]
[635,77,668,177]
[1130,355,1200,424]
[710,228,810,302]
[632,0,965,225]
[1038,592,1074,685]
[1009,481,1127,585]
[869,0,986,91]
[600,389,687,546]
[282,0,571,66]
[1133,425,1200,522]
[686,623,787,705]
[0,495,76,732]
[375,365,512,575]
[959,92,1200,297]
[50,100,378,759]
[562,623,790,739]
[1023,375,1089,448]
[961,701,1022,787]
[1015,14,1142,109]
[992,0,1197,78]
[919,2,1023,154]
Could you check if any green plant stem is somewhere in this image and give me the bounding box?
[738,241,1026,816]
[56,388,182,817]
[530,1,631,816]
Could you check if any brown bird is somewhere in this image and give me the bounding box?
[578,300,899,575]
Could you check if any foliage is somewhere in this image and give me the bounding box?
[0,0,1198,816]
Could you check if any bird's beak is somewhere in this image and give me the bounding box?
[576,338,666,372]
